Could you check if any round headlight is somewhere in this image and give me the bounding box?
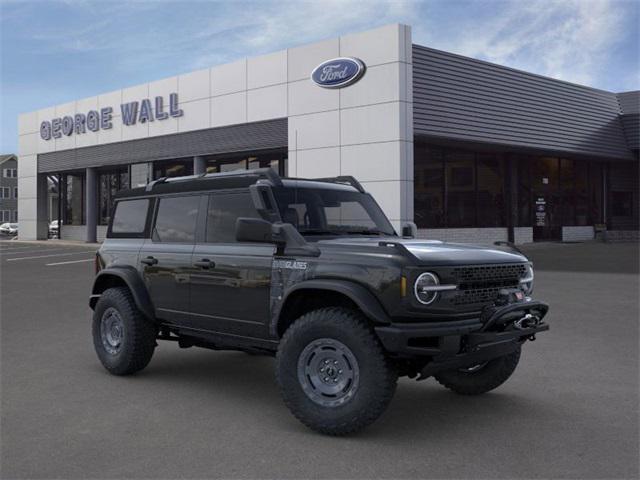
[414,272,440,305]
[520,263,534,295]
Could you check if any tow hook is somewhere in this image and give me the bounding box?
[514,313,540,330]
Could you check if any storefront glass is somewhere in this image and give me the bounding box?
[205,150,286,175]
[415,141,612,238]
[61,173,85,226]
[98,167,130,225]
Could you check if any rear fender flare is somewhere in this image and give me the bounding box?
[90,266,155,321]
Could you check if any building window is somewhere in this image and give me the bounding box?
[99,167,130,225]
[612,192,633,217]
[0,187,9,199]
[414,145,445,228]
[608,162,639,230]
[414,144,506,229]
[13,187,18,199]
[3,168,17,178]
[12,211,17,222]
[153,159,194,179]
[1,210,9,222]
[205,150,286,176]
[61,173,85,226]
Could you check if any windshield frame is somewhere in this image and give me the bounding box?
[271,184,397,238]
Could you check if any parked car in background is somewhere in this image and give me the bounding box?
[0,223,18,236]
[49,220,60,238]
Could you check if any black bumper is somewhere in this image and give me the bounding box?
[375,299,549,374]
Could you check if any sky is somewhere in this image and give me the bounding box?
[1,0,638,153]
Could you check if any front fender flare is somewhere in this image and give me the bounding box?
[273,279,391,337]
[90,266,155,321]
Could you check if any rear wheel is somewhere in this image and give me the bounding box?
[276,307,397,436]
[92,287,157,376]
[434,347,521,395]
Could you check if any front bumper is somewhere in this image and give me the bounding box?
[375,299,549,375]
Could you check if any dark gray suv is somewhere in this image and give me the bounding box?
[90,169,549,435]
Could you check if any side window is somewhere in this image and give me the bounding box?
[153,195,200,243]
[111,199,150,234]
[206,192,260,243]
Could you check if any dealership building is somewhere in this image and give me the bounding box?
[17,24,639,243]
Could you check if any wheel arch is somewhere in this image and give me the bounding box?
[273,279,390,338]
[90,267,155,321]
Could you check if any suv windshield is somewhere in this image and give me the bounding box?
[272,186,396,236]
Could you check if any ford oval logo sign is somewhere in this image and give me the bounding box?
[311,57,366,89]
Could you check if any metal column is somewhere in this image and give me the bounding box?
[85,167,97,243]
[194,156,206,175]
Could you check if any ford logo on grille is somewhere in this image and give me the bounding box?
[311,57,366,89]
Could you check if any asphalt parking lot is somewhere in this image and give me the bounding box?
[1,240,638,479]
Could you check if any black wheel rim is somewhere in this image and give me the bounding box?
[297,338,360,407]
[100,307,124,355]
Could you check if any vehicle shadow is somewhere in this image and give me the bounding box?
[128,347,553,441]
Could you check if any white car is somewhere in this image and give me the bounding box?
[0,223,18,235]
[49,220,60,238]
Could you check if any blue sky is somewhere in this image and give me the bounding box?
[1,0,638,153]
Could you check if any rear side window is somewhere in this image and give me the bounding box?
[153,195,200,243]
[206,192,260,243]
[111,199,150,234]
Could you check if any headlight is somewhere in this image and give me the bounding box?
[414,272,440,305]
[519,263,534,295]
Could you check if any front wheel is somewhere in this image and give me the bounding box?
[276,307,397,436]
[434,347,521,395]
[92,287,157,376]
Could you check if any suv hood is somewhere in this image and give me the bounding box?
[315,237,527,265]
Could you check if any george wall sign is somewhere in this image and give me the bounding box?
[40,93,184,140]
[311,57,366,89]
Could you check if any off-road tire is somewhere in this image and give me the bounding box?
[276,307,397,436]
[92,287,157,376]
[434,347,521,395]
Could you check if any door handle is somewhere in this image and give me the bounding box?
[141,256,158,266]
[193,258,215,269]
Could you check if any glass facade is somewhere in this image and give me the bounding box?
[98,167,129,225]
[205,150,286,175]
[153,158,194,179]
[61,173,85,226]
[414,143,506,229]
[414,141,620,239]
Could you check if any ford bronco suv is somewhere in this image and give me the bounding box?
[90,169,549,435]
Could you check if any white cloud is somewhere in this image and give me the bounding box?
[414,0,636,89]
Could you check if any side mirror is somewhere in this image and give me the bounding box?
[236,218,278,244]
[402,221,418,238]
[236,217,321,257]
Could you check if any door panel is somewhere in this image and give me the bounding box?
[139,241,195,324]
[189,244,274,339]
[140,194,201,324]
[188,191,275,339]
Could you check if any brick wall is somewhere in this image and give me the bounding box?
[562,226,594,242]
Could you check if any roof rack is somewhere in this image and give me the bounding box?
[307,175,365,193]
[144,167,282,192]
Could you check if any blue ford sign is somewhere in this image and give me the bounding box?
[311,57,366,89]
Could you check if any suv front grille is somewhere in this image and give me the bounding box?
[445,264,527,307]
